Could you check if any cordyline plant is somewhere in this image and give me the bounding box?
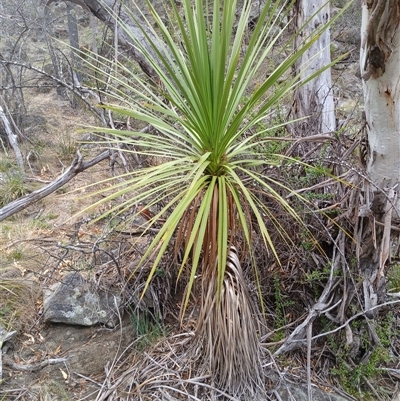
[80,0,349,395]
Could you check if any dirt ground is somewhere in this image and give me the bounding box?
[1,313,136,400]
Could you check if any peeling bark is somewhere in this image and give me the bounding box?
[360,0,400,187]
[361,0,400,80]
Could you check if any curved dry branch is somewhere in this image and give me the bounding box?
[46,0,161,81]
[0,150,110,222]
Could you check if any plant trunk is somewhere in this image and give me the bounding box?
[67,3,82,108]
[360,0,400,188]
[357,0,400,316]
[67,3,82,80]
[44,5,68,99]
[292,0,335,138]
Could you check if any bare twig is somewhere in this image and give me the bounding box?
[274,245,343,356]
[312,299,400,342]
[307,322,312,401]
[3,356,70,372]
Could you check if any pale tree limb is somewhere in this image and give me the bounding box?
[378,185,397,279]
[0,105,24,171]
[266,299,400,356]
[0,150,110,222]
[0,96,26,141]
[307,321,312,401]
[273,298,342,356]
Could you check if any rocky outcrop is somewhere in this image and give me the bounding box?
[43,272,121,327]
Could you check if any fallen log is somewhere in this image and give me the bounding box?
[0,150,110,222]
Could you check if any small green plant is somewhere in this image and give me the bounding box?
[32,218,52,230]
[0,302,12,321]
[304,268,329,284]
[31,213,59,230]
[6,247,24,262]
[0,170,29,207]
[1,224,11,236]
[130,310,165,350]
[331,313,396,399]
[0,160,14,172]
[299,228,315,251]
[58,136,78,160]
[388,263,400,292]
[299,164,332,186]
[332,346,390,398]
[273,274,294,338]
[45,212,59,220]
[304,264,337,284]
[304,264,340,298]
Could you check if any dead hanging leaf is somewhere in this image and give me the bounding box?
[53,345,62,355]
[36,298,43,308]
[345,323,353,346]
[23,333,35,345]
[59,259,72,269]
[59,368,68,381]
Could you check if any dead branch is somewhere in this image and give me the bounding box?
[3,355,70,372]
[0,150,110,222]
[273,298,342,356]
[274,232,346,356]
[0,104,24,171]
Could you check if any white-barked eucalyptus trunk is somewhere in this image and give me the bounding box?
[358,0,400,314]
[293,0,335,136]
[360,0,400,189]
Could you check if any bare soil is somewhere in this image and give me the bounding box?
[1,315,136,400]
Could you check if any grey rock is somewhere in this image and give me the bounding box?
[278,383,351,401]
[1,325,17,380]
[43,272,121,327]
[0,326,17,347]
